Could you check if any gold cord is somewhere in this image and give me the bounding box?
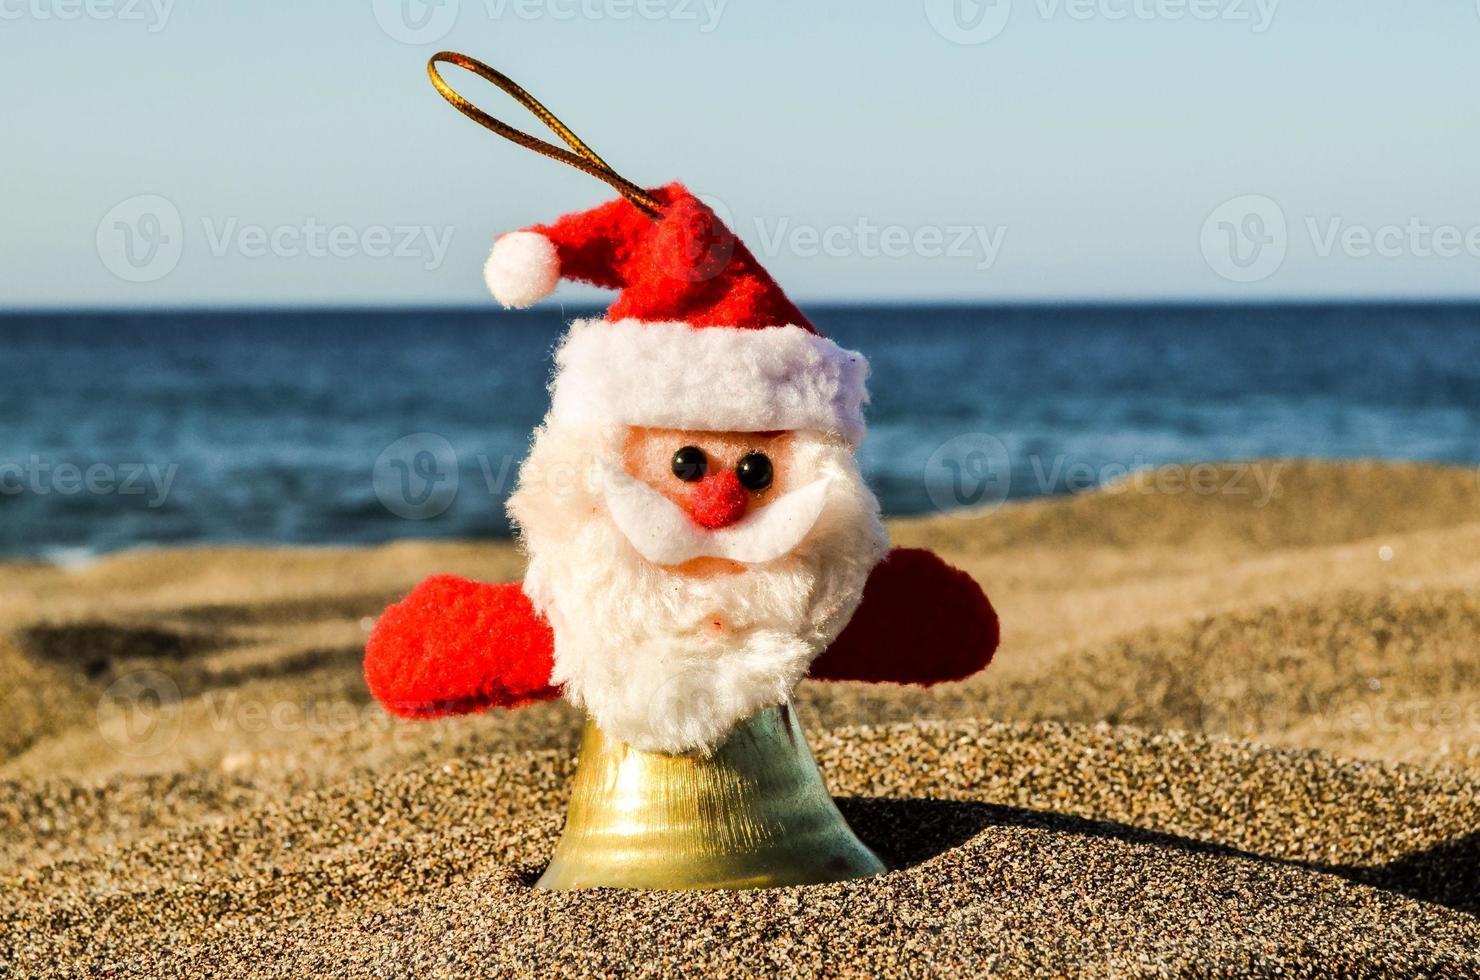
[427,51,661,218]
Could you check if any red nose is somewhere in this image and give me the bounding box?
[688,470,750,530]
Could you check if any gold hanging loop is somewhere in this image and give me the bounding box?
[427,51,661,218]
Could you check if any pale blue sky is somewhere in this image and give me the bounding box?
[3,1,1479,308]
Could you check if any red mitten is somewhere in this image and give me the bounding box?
[364,575,559,718]
[809,548,999,685]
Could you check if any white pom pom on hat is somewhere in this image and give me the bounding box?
[484,231,561,309]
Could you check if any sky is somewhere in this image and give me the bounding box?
[2,2,1479,308]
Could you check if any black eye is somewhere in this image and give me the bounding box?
[671,446,707,482]
[735,452,773,491]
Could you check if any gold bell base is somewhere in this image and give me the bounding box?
[536,703,886,891]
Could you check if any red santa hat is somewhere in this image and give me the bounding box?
[484,183,869,445]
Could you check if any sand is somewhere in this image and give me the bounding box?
[2,460,1478,976]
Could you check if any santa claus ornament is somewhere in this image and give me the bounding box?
[365,52,1000,890]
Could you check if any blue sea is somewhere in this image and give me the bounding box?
[3,304,1479,560]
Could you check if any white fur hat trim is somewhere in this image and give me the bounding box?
[548,319,869,444]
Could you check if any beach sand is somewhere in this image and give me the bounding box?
[3,460,1478,975]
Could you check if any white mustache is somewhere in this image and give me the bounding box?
[601,466,832,566]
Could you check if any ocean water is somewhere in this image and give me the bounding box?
[3,304,1479,559]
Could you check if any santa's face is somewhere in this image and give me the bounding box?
[623,428,795,555]
[508,422,886,754]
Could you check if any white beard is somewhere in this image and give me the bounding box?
[507,423,887,755]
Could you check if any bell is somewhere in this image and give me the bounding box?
[536,702,886,890]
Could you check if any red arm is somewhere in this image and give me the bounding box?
[809,548,999,685]
[364,575,559,718]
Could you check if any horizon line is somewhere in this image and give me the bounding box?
[8,296,1480,317]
